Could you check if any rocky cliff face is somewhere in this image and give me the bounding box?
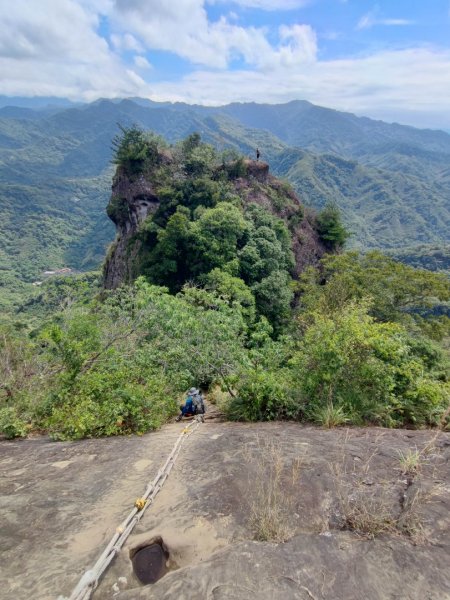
[103,167,160,289]
[234,161,327,278]
[103,157,326,289]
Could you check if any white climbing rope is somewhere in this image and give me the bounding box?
[58,418,202,600]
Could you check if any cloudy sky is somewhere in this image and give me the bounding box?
[1,0,450,129]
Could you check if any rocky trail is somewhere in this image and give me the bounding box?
[1,410,449,600]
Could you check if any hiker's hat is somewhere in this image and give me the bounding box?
[188,387,198,394]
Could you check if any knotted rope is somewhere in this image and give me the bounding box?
[59,418,201,600]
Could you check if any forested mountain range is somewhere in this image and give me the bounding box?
[0,97,449,309]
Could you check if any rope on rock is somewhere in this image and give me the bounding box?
[58,417,202,600]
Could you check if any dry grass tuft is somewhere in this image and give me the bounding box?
[245,436,298,543]
[398,447,421,476]
[330,432,435,542]
[331,453,397,538]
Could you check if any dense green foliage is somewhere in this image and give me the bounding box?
[299,251,450,328]
[0,279,248,439]
[116,131,297,331]
[292,301,447,427]
[1,97,449,317]
[111,125,166,174]
[316,204,349,250]
[386,244,450,276]
[1,250,448,439]
[1,126,449,440]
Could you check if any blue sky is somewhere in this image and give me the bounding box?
[1,0,450,128]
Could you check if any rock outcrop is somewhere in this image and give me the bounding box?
[243,159,269,182]
[103,168,160,289]
[233,166,327,278]
[103,156,327,289]
[2,422,449,600]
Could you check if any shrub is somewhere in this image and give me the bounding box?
[292,300,449,427]
[0,407,28,439]
[106,195,129,225]
[316,203,349,250]
[224,157,247,179]
[312,403,349,428]
[111,125,161,175]
[44,369,177,440]
[227,369,297,421]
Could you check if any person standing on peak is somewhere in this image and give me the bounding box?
[256,147,260,161]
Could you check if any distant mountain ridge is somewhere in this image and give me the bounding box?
[0,97,449,309]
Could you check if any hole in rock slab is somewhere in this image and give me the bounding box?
[130,537,169,585]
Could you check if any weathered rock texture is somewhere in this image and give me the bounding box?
[103,157,327,289]
[1,420,449,600]
[233,166,328,277]
[103,168,160,289]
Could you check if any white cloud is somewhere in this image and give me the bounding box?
[110,33,144,53]
[0,0,449,129]
[146,46,450,129]
[111,0,316,69]
[276,24,317,64]
[209,0,310,9]
[0,0,149,99]
[0,0,101,60]
[133,55,152,69]
[357,11,414,31]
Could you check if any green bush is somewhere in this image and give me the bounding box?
[224,158,248,179]
[0,407,28,439]
[316,203,349,250]
[111,125,161,175]
[44,370,177,440]
[227,369,297,421]
[311,403,349,428]
[106,195,129,225]
[291,300,449,427]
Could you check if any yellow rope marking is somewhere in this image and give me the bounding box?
[60,419,201,600]
[134,498,147,511]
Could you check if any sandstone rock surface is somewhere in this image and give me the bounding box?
[1,421,449,600]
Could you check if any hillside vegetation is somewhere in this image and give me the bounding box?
[0,130,448,441]
[0,98,449,313]
[387,244,450,276]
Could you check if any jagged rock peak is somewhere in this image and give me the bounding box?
[103,144,326,290]
[243,159,269,182]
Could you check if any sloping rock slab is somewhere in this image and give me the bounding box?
[2,422,449,600]
[117,532,450,600]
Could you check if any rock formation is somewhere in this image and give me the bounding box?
[3,422,449,599]
[103,168,160,289]
[103,155,327,289]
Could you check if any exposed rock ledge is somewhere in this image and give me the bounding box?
[103,168,160,289]
[1,421,449,600]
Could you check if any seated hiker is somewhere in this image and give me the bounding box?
[176,387,205,420]
[192,388,206,415]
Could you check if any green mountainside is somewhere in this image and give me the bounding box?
[0,98,449,310]
[386,244,450,276]
[1,128,448,442]
[221,99,450,159]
